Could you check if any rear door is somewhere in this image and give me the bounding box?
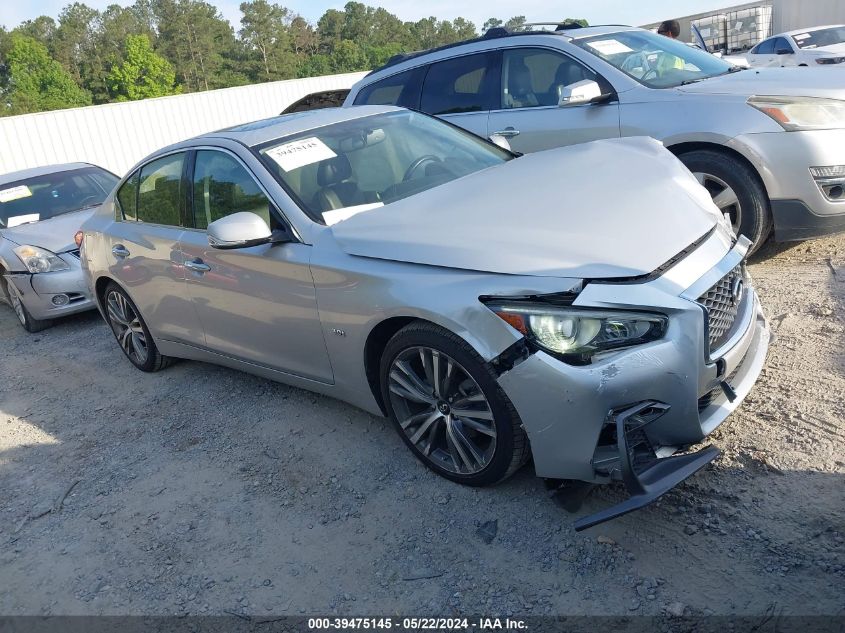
[178,148,333,383]
[487,47,620,153]
[107,152,203,344]
[417,51,501,139]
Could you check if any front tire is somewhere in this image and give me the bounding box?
[103,282,172,372]
[679,149,772,254]
[3,277,52,333]
[380,321,529,486]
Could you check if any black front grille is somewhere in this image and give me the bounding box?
[698,263,745,353]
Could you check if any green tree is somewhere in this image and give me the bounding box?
[153,0,246,92]
[52,3,98,86]
[13,16,57,48]
[108,33,178,101]
[482,18,503,33]
[239,0,297,81]
[504,16,527,32]
[3,33,91,114]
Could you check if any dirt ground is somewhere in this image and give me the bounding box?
[1,235,843,619]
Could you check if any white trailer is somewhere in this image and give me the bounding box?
[0,72,367,178]
[772,0,845,32]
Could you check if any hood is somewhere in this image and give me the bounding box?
[1,207,98,253]
[678,67,845,99]
[331,138,722,279]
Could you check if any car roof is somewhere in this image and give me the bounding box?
[198,105,401,148]
[364,24,638,78]
[0,162,97,187]
[779,24,845,37]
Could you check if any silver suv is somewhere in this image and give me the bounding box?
[344,24,845,252]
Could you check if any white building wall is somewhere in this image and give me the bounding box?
[772,0,845,32]
[0,72,366,177]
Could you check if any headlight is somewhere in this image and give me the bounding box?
[487,302,668,364]
[748,96,845,131]
[13,245,70,273]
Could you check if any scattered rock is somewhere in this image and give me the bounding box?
[666,601,686,617]
[476,520,498,544]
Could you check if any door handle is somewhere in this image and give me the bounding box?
[184,258,211,273]
[112,245,130,258]
[493,127,520,138]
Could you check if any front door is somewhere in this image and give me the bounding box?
[487,47,620,153]
[179,149,333,383]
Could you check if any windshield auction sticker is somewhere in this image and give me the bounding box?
[586,39,634,56]
[0,185,33,203]
[7,213,40,227]
[265,137,337,172]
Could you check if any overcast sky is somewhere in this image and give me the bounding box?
[2,0,745,32]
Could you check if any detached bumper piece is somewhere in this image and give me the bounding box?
[572,401,720,532]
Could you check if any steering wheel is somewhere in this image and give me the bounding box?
[642,67,659,81]
[76,194,102,208]
[403,155,442,182]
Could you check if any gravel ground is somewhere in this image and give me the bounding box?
[1,235,843,618]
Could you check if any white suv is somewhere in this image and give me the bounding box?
[344,24,845,252]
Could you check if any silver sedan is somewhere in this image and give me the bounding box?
[81,106,769,529]
[0,163,118,332]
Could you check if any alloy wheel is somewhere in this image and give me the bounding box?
[106,290,148,364]
[388,346,497,475]
[693,171,742,234]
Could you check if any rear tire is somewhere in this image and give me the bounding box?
[679,149,772,254]
[380,321,529,486]
[3,277,52,333]
[103,282,172,372]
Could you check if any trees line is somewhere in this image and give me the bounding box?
[0,0,587,116]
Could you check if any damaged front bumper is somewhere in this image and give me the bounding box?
[496,236,770,528]
[3,251,94,321]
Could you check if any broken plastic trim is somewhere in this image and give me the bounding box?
[489,339,531,377]
[572,401,720,532]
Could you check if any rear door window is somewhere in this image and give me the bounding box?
[419,52,500,115]
[137,153,186,226]
[353,66,425,108]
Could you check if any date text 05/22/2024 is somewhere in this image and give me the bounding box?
[307,617,528,630]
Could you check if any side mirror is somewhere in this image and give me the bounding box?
[488,134,512,152]
[207,212,286,249]
[775,48,793,55]
[558,80,610,107]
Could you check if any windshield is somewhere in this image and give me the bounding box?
[792,26,845,49]
[573,30,734,88]
[257,110,512,224]
[0,166,118,228]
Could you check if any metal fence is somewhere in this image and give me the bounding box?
[0,72,366,178]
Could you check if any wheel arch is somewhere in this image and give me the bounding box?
[666,141,771,199]
[363,316,419,415]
